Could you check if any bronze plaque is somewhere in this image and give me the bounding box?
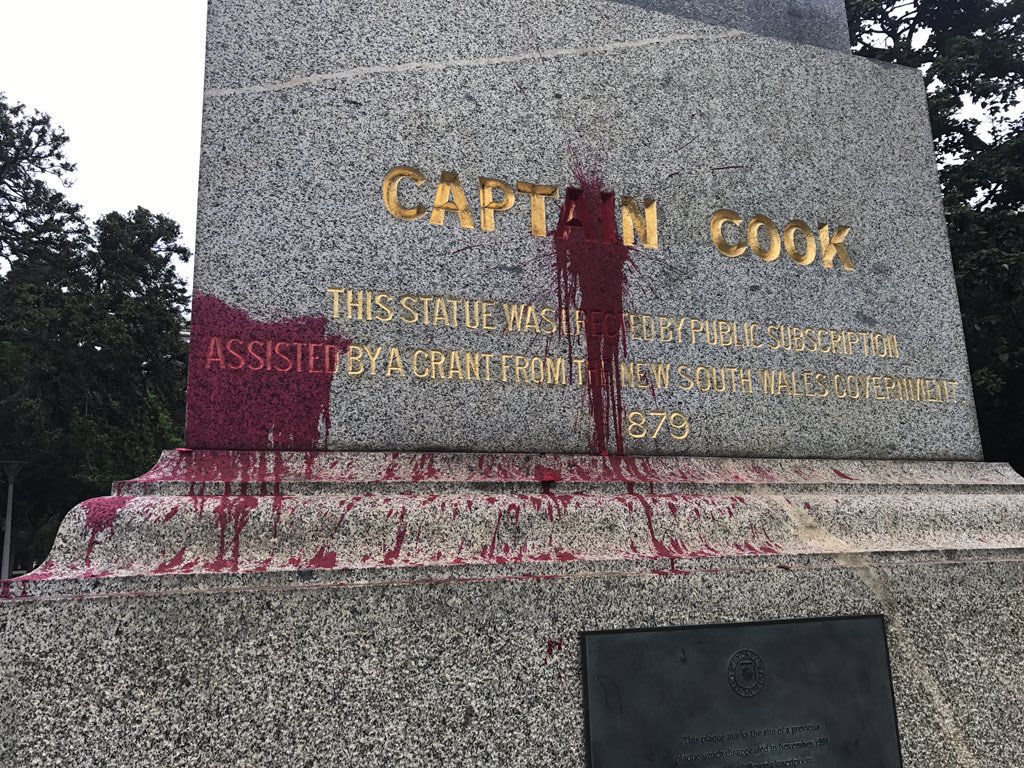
[583,616,903,768]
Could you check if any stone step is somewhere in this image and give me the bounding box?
[14,452,1023,587]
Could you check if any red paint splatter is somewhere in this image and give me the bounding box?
[534,465,562,484]
[748,464,777,482]
[17,560,55,581]
[130,450,771,489]
[153,548,200,575]
[410,454,439,482]
[833,469,858,481]
[308,547,338,569]
[551,155,635,455]
[186,293,349,450]
[83,497,131,564]
[543,638,565,663]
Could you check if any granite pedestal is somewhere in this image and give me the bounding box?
[3,1,1022,766]
[3,451,1024,766]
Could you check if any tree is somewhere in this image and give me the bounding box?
[0,93,190,570]
[848,0,1024,469]
[0,95,88,267]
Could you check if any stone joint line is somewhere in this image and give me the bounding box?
[204,29,745,97]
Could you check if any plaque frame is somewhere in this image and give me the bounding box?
[581,615,905,768]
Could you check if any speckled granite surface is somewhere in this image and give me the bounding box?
[7,555,1024,768]
[2,452,1024,766]
[189,0,982,460]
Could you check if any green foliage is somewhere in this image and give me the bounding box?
[849,0,1024,468]
[0,93,190,570]
[0,96,88,266]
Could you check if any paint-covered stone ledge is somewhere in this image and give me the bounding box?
[120,449,1023,495]
[4,451,1022,590]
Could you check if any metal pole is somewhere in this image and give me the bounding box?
[0,462,25,581]
[1,480,12,581]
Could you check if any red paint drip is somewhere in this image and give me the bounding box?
[83,497,131,565]
[551,156,635,455]
[186,293,349,450]
[383,510,408,565]
[833,469,858,481]
[206,497,258,572]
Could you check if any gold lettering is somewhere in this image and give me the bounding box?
[574,359,588,385]
[819,224,855,271]
[621,197,659,249]
[448,351,465,380]
[479,177,517,232]
[516,182,558,237]
[430,171,475,229]
[348,346,365,377]
[374,293,395,322]
[347,290,367,321]
[327,287,344,319]
[747,215,782,262]
[482,301,496,331]
[540,307,557,335]
[465,352,481,381]
[433,298,452,328]
[382,166,427,221]
[365,346,383,376]
[545,357,567,385]
[430,350,446,380]
[412,350,430,379]
[399,295,420,324]
[739,368,754,393]
[385,348,406,377]
[677,365,694,391]
[503,302,527,332]
[710,209,747,257]
[784,220,817,266]
[514,355,530,383]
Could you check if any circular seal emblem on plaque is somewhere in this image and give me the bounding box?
[728,650,766,697]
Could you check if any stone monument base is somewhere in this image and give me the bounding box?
[3,451,1024,766]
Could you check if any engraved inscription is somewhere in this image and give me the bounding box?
[711,209,855,271]
[382,165,661,249]
[676,722,829,766]
[313,286,962,409]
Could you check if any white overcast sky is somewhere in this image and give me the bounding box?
[0,0,208,284]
